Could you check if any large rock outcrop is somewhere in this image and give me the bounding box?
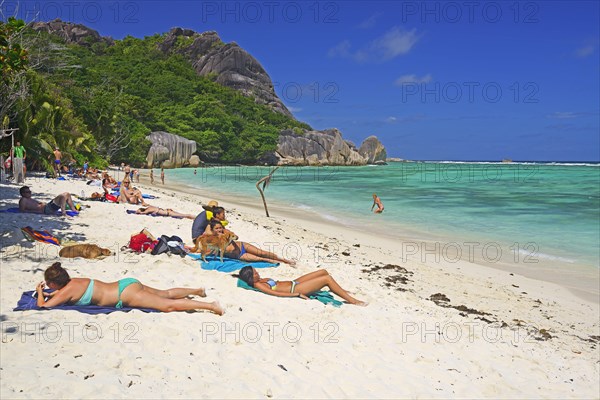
[146,131,197,168]
[31,19,114,46]
[359,135,387,164]
[267,129,386,166]
[158,28,292,118]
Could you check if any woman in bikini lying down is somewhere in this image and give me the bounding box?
[238,266,368,306]
[35,262,223,314]
[197,219,296,266]
[135,206,195,219]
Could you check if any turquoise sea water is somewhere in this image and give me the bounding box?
[163,162,600,268]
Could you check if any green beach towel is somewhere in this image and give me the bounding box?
[236,279,343,307]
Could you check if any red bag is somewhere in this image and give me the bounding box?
[105,193,118,203]
[129,232,155,253]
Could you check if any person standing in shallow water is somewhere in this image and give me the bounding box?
[161,168,165,184]
[371,193,384,214]
[150,169,154,184]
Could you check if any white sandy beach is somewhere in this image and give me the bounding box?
[1,174,599,399]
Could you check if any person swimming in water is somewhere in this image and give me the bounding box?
[35,262,223,314]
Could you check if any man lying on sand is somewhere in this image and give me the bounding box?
[19,186,77,217]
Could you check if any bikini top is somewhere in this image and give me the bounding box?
[266,279,277,290]
[74,279,95,306]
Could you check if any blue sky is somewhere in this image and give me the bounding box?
[4,0,599,161]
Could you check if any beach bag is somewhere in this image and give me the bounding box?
[151,235,186,257]
[128,232,156,253]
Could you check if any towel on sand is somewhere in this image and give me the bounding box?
[112,189,157,199]
[14,291,158,314]
[21,226,60,246]
[236,279,343,307]
[0,207,78,217]
[187,253,278,272]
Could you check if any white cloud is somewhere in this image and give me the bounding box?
[394,73,432,86]
[545,111,599,119]
[372,27,420,60]
[328,27,421,63]
[327,40,351,58]
[358,13,382,29]
[548,112,577,119]
[287,106,302,113]
[575,45,595,58]
[385,114,426,124]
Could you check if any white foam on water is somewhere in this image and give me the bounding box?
[519,248,577,264]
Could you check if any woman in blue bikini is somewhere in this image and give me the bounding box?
[238,266,368,306]
[206,220,296,266]
[35,263,224,314]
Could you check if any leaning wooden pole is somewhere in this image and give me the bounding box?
[256,166,279,217]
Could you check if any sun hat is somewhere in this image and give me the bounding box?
[202,200,219,211]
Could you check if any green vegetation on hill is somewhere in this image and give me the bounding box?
[1,22,310,170]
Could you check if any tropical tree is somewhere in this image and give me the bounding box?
[0,16,29,127]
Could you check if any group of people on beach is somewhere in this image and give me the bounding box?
[15,167,367,315]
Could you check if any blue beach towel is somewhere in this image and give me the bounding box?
[236,279,343,307]
[14,291,158,314]
[187,253,279,272]
[0,207,78,217]
[126,209,182,219]
[112,189,157,199]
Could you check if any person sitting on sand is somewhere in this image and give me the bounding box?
[18,186,77,217]
[371,193,384,214]
[238,266,368,306]
[191,201,230,241]
[197,219,296,266]
[118,179,149,206]
[135,206,195,219]
[35,262,223,314]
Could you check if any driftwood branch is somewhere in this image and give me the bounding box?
[95,125,132,160]
[256,166,279,217]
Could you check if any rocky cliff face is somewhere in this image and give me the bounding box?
[359,135,387,164]
[158,28,292,118]
[266,129,386,166]
[146,131,197,168]
[30,21,389,166]
[31,19,114,46]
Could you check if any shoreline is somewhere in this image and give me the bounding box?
[1,175,598,398]
[137,169,600,304]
